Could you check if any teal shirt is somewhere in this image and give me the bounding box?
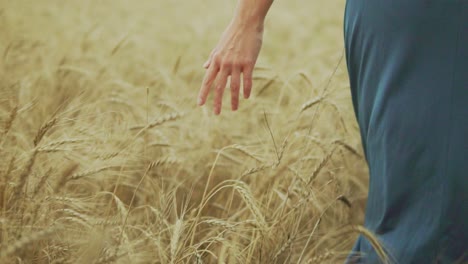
[344,1,467,263]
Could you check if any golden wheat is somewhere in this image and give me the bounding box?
[0,0,378,263]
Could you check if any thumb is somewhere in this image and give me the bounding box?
[203,49,217,69]
[203,59,211,69]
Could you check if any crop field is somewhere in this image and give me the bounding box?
[0,0,377,263]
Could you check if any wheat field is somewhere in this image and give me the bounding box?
[0,0,382,263]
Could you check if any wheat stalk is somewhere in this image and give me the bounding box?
[129,112,184,131]
[231,144,264,162]
[70,166,119,180]
[233,183,267,229]
[273,234,294,261]
[332,139,363,159]
[34,117,58,146]
[56,209,90,227]
[307,148,336,185]
[41,138,87,148]
[202,219,236,230]
[300,96,324,113]
[54,163,79,193]
[12,149,38,208]
[256,76,278,96]
[324,101,348,133]
[0,225,58,258]
[306,251,334,264]
[1,105,18,139]
[170,218,184,263]
[242,163,272,177]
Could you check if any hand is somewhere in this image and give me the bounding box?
[197,21,264,115]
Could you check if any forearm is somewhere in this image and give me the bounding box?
[232,0,274,30]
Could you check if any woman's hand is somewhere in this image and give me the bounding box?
[197,21,264,115]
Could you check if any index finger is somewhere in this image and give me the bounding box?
[198,64,219,106]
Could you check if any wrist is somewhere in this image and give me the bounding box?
[231,15,265,33]
[230,0,272,32]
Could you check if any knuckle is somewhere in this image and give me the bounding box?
[213,53,222,63]
[231,61,241,68]
[220,60,232,69]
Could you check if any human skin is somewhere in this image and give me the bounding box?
[197,0,274,115]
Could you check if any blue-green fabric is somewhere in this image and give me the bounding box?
[344,1,467,263]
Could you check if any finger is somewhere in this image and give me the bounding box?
[198,63,219,106]
[214,69,230,115]
[230,68,241,111]
[242,65,253,99]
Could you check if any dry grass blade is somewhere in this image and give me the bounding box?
[263,110,280,163]
[172,55,182,74]
[298,71,314,88]
[110,34,128,56]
